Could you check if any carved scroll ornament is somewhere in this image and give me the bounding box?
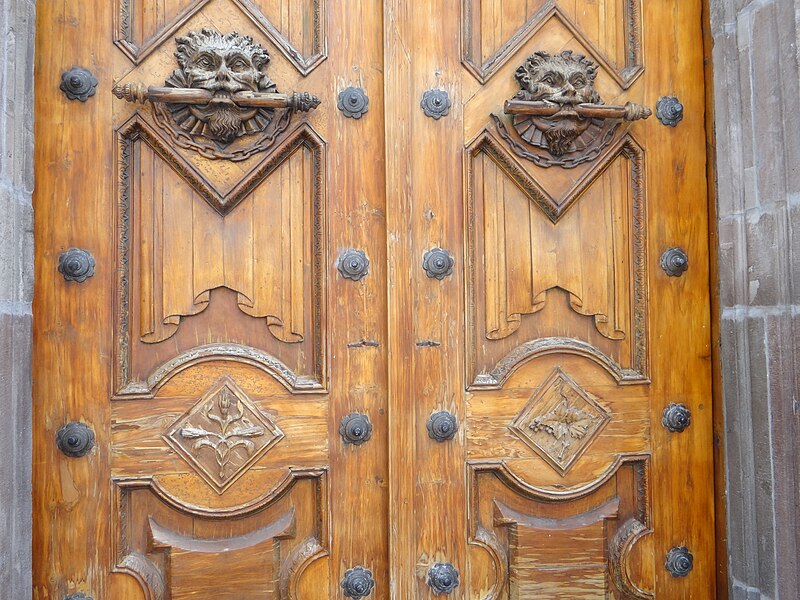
[496,50,650,168]
[114,29,320,160]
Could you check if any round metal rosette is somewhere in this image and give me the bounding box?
[60,67,99,102]
[422,248,454,280]
[337,249,370,281]
[58,248,96,283]
[662,403,691,433]
[665,546,694,578]
[420,89,451,120]
[660,247,688,277]
[656,96,684,127]
[339,413,373,446]
[341,566,375,599]
[56,422,95,458]
[427,411,458,443]
[427,562,459,595]
[338,86,369,119]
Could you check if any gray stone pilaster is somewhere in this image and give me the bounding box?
[710,0,800,597]
[0,0,35,598]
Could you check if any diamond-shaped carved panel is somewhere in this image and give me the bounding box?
[116,0,326,73]
[509,368,610,475]
[164,376,284,493]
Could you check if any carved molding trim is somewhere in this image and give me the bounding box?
[470,337,649,390]
[465,131,648,387]
[114,0,327,75]
[115,117,327,397]
[468,527,508,600]
[114,342,325,399]
[461,3,643,87]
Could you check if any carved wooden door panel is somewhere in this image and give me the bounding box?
[384,0,716,597]
[34,1,388,599]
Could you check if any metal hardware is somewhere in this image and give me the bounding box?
[656,96,684,127]
[660,247,689,277]
[422,248,454,280]
[496,51,650,168]
[427,562,459,595]
[58,248,95,282]
[665,546,694,578]
[64,594,93,600]
[339,413,373,446]
[56,422,95,458]
[427,411,458,442]
[338,87,369,119]
[341,566,375,599]
[662,403,691,433]
[112,29,320,154]
[337,249,370,281]
[421,89,451,120]
[60,67,98,102]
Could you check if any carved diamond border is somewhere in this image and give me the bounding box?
[163,375,284,494]
[461,2,643,88]
[115,0,327,75]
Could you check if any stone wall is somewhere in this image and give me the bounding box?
[710,0,800,597]
[0,0,35,598]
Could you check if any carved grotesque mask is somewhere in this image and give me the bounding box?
[514,50,601,156]
[168,28,277,145]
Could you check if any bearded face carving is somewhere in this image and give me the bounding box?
[166,29,278,146]
[512,50,602,157]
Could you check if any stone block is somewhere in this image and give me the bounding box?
[0,311,32,598]
[745,206,790,306]
[750,1,787,207]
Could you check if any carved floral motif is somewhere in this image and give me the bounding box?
[165,376,283,493]
[509,368,610,474]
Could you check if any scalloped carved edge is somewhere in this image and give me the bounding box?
[115,117,327,397]
[279,536,327,599]
[115,553,166,600]
[465,132,648,388]
[469,527,509,600]
[114,0,327,75]
[610,518,656,599]
[461,2,643,87]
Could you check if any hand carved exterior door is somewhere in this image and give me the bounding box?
[383,0,715,597]
[34,0,716,599]
[34,1,389,598]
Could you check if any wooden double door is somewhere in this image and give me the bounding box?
[33,0,716,597]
